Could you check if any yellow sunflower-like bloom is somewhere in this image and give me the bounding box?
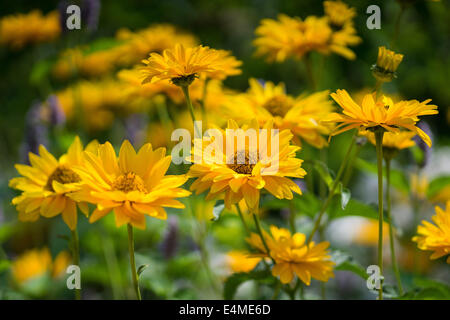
[413,201,450,264]
[361,131,416,150]
[324,1,356,27]
[372,46,404,82]
[326,90,438,146]
[247,225,334,284]
[11,248,71,284]
[141,44,241,86]
[0,10,60,50]
[9,137,96,230]
[187,120,306,211]
[223,79,334,148]
[254,14,360,62]
[226,250,262,273]
[70,140,190,229]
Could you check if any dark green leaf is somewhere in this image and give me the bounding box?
[137,264,150,277]
[332,250,368,280]
[314,161,334,190]
[426,176,450,199]
[224,269,271,300]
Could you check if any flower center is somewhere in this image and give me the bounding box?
[112,172,148,193]
[227,150,258,175]
[262,95,290,117]
[45,166,81,191]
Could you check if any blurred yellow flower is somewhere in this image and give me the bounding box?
[226,250,262,273]
[224,79,334,148]
[0,10,60,50]
[413,201,450,263]
[9,137,95,230]
[247,225,334,284]
[324,1,356,27]
[254,13,360,62]
[187,120,306,211]
[353,219,390,246]
[141,44,241,86]
[70,140,190,229]
[327,90,438,146]
[11,248,71,284]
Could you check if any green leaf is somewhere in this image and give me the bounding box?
[224,269,271,300]
[332,250,368,280]
[356,158,410,193]
[328,198,389,223]
[212,200,225,221]
[426,176,450,199]
[314,161,334,189]
[29,59,53,86]
[137,264,150,277]
[337,183,351,210]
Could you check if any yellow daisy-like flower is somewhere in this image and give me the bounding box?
[11,248,71,284]
[9,137,95,230]
[360,131,416,150]
[372,46,404,82]
[187,119,306,211]
[326,90,438,146]
[70,140,190,229]
[246,225,334,285]
[324,0,356,27]
[226,250,262,273]
[141,44,241,86]
[224,79,334,148]
[254,14,359,62]
[0,10,60,50]
[413,201,450,264]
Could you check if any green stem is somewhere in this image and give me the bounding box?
[252,213,275,264]
[181,85,201,138]
[391,4,406,49]
[342,143,363,187]
[200,78,210,128]
[289,202,296,233]
[271,281,281,300]
[236,204,250,235]
[304,53,316,91]
[71,229,81,300]
[385,158,404,295]
[127,224,142,300]
[375,129,385,300]
[307,132,357,243]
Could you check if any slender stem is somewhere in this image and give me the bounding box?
[307,133,357,243]
[252,213,275,263]
[127,224,142,300]
[385,158,404,295]
[289,202,296,233]
[71,229,81,300]
[304,53,316,91]
[391,5,406,49]
[236,204,250,235]
[271,281,281,300]
[181,85,201,138]
[375,129,385,300]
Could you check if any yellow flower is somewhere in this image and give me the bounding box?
[254,14,360,62]
[141,44,241,86]
[324,1,356,27]
[413,201,450,264]
[226,250,262,273]
[70,140,190,229]
[327,90,438,146]
[360,131,416,150]
[187,120,306,211]
[9,137,95,230]
[224,79,334,148]
[11,248,71,284]
[0,10,60,50]
[372,46,404,82]
[353,219,390,246]
[246,225,334,285]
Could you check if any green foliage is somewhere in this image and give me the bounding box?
[223,268,272,300]
[426,176,450,199]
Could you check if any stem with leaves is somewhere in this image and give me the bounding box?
[71,228,81,300]
[127,224,142,300]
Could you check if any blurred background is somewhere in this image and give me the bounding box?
[0,0,449,300]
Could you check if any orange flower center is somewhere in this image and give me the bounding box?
[112,172,148,193]
[227,150,258,174]
[45,166,81,191]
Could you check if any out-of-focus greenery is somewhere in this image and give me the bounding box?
[0,0,449,300]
